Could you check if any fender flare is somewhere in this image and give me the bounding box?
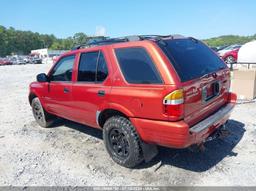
[97,102,135,127]
[98,102,135,117]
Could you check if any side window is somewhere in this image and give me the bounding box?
[78,51,108,82]
[50,55,75,81]
[115,47,162,84]
[78,52,98,82]
[96,52,108,82]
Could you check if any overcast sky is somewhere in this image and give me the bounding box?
[0,0,255,39]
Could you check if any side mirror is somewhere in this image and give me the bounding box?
[37,73,49,82]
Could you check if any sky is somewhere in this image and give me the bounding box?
[0,0,255,39]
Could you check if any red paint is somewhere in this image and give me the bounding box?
[29,39,236,149]
[0,58,12,65]
[222,48,240,62]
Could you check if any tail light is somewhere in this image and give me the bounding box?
[163,89,184,120]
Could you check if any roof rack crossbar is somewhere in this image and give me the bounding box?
[71,34,184,50]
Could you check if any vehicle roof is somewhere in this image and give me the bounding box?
[62,34,187,56]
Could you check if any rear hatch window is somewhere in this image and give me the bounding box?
[158,38,230,126]
[157,38,226,82]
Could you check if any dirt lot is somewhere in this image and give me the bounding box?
[0,63,256,186]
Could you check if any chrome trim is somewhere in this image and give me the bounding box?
[96,110,101,125]
[189,103,234,133]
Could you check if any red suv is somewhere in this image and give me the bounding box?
[29,35,236,168]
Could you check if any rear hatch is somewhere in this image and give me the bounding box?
[158,38,230,126]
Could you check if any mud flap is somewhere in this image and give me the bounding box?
[141,141,158,163]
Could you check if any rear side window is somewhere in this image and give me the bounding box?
[78,51,108,82]
[158,39,226,82]
[115,47,162,84]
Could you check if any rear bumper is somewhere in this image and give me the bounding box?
[130,92,237,148]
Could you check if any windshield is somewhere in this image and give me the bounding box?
[157,38,226,82]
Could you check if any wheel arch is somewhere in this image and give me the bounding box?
[97,109,129,128]
[28,92,38,105]
[97,103,135,128]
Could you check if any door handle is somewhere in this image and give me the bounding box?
[64,87,70,93]
[98,90,105,96]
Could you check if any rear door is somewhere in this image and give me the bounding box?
[158,38,231,126]
[71,50,111,127]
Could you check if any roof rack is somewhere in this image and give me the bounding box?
[72,34,184,50]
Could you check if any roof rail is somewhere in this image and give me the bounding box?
[71,34,184,50]
[140,34,184,40]
[72,35,143,50]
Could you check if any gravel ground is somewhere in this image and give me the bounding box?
[0,63,255,186]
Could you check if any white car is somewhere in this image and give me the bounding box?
[218,44,241,57]
[237,40,256,64]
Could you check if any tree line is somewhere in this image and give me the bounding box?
[0,25,255,56]
[203,34,256,47]
[0,25,102,56]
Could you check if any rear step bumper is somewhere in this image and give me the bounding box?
[189,103,234,133]
[131,92,237,149]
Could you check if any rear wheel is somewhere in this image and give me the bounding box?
[225,55,235,64]
[103,116,143,168]
[31,97,55,128]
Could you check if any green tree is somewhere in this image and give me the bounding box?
[203,35,256,47]
[73,32,88,45]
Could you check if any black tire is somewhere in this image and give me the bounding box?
[103,116,143,168]
[31,97,55,128]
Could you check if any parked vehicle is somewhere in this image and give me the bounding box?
[238,40,256,64]
[216,45,229,51]
[218,44,241,57]
[29,35,237,168]
[23,56,31,64]
[222,48,240,64]
[0,58,12,65]
[31,57,42,64]
[9,57,26,65]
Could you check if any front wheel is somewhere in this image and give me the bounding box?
[31,97,55,128]
[103,116,143,168]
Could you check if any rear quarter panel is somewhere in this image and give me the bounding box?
[106,41,181,120]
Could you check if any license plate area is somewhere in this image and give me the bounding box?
[202,81,221,102]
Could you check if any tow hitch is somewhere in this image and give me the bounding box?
[205,123,231,142]
[189,122,231,152]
